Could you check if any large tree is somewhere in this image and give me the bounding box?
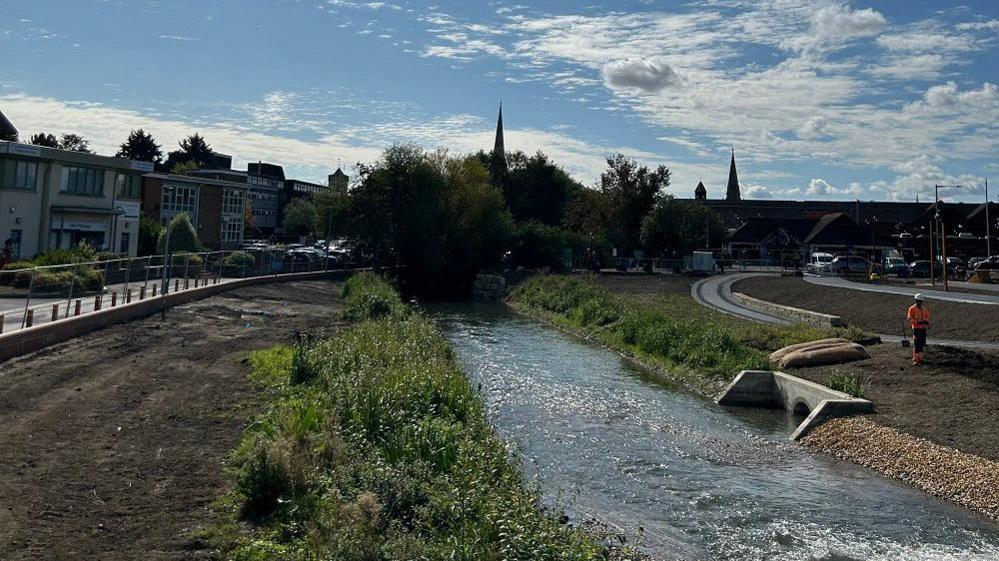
[641,196,727,256]
[312,185,350,239]
[165,133,213,171]
[349,144,512,296]
[58,133,93,153]
[29,133,60,148]
[502,151,583,227]
[116,129,162,163]
[600,154,670,255]
[282,198,316,237]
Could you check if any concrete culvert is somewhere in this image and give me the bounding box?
[793,402,811,416]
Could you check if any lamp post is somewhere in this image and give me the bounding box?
[987,178,992,259]
[160,185,177,318]
[935,184,963,291]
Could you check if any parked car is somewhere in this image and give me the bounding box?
[943,256,966,277]
[973,256,999,271]
[908,260,948,278]
[883,257,909,277]
[830,255,874,275]
[806,252,834,274]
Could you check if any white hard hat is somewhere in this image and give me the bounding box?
[914,293,924,301]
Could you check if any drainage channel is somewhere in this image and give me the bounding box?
[432,303,999,561]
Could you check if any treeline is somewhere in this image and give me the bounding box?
[306,145,725,297]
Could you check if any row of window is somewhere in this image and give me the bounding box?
[2,159,143,198]
[221,216,243,244]
[222,188,244,215]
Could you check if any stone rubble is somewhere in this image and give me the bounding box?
[803,416,999,520]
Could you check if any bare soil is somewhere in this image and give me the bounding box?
[790,344,999,462]
[0,281,342,560]
[734,276,999,343]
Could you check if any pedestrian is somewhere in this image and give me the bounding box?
[0,239,11,270]
[907,293,930,365]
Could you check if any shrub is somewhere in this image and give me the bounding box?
[224,251,256,269]
[342,272,408,321]
[158,213,204,253]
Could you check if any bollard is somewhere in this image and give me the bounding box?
[174,279,180,292]
[152,284,158,297]
[140,286,146,300]
[126,288,132,303]
[111,292,117,307]
[25,309,33,328]
[0,314,3,334]
[74,300,81,316]
[95,295,102,311]
[52,304,59,322]
[184,278,190,290]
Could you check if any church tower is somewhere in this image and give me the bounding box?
[726,149,741,201]
[694,181,707,201]
[490,103,507,174]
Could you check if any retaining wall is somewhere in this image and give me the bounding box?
[0,269,363,364]
[731,291,846,328]
[717,370,874,440]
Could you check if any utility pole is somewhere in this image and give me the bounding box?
[987,178,992,259]
[935,184,963,292]
[160,185,177,319]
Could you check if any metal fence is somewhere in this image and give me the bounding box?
[0,249,362,334]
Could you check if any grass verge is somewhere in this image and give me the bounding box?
[205,273,645,560]
[507,275,870,394]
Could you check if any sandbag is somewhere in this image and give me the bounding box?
[779,343,870,369]
[768,338,852,364]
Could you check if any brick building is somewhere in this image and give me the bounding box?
[141,174,248,250]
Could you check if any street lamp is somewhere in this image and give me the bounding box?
[160,185,177,310]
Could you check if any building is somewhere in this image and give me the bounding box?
[140,174,248,249]
[0,140,151,259]
[246,162,284,236]
[328,168,349,194]
[0,109,17,142]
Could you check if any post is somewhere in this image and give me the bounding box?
[929,220,935,286]
[111,292,117,307]
[143,255,152,295]
[25,309,33,328]
[64,267,76,319]
[74,299,81,316]
[52,304,59,322]
[126,288,132,303]
[987,178,992,259]
[95,294,102,311]
[21,268,36,329]
[0,314,4,334]
[123,257,132,304]
[324,209,333,271]
[152,284,157,297]
[160,220,174,298]
[175,278,180,292]
[183,254,191,289]
[140,286,146,300]
[941,220,949,292]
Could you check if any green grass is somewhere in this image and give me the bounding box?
[209,274,645,561]
[508,275,870,391]
[827,374,866,398]
[341,271,410,322]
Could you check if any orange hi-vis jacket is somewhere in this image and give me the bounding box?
[908,304,930,330]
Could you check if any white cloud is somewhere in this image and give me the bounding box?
[783,4,886,52]
[602,57,684,93]
[956,20,999,31]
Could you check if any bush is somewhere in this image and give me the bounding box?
[828,374,866,398]
[342,272,408,321]
[158,213,203,253]
[224,251,256,269]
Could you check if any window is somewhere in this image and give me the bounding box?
[61,166,105,195]
[11,160,37,190]
[221,216,243,245]
[119,232,131,254]
[222,188,244,215]
[115,173,141,199]
[161,184,197,223]
[8,229,22,260]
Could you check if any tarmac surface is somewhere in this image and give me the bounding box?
[803,275,999,305]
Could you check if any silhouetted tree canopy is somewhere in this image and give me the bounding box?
[116,129,162,163]
[599,154,670,255]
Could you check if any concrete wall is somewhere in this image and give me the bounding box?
[732,291,845,328]
[717,370,874,440]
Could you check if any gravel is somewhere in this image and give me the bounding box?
[803,416,999,520]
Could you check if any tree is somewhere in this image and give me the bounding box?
[349,144,512,296]
[59,133,93,153]
[165,133,213,170]
[116,129,162,163]
[30,133,60,148]
[313,186,349,239]
[563,187,610,242]
[641,196,727,256]
[157,213,203,253]
[138,214,164,256]
[600,154,670,255]
[282,198,316,237]
[502,151,583,227]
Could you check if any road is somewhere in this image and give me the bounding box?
[803,275,999,305]
[692,273,999,352]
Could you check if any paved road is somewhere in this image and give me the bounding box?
[692,273,999,352]
[803,275,999,305]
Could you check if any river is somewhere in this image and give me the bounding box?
[432,303,999,561]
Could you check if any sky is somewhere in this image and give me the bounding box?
[1,0,997,203]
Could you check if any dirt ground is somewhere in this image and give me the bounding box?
[0,281,342,560]
[734,276,999,343]
[790,344,999,462]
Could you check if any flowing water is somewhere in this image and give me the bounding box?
[432,303,999,561]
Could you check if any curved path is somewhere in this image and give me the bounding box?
[692,273,999,352]
[803,275,999,305]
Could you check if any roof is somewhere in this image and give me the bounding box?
[803,213,869,246]
[729,217,816,244]
[0,109,17,140]
[143,173,248,190]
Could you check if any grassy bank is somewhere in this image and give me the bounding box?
[507,275,868,393]
[207,273,643,560]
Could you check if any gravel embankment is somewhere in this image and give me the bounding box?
[803,417,999,520]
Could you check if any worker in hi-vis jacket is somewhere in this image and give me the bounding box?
[907,294,930,365]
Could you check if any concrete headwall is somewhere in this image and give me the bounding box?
[0,269,361,364]
[731,291,846,328]
[717,370,874,440]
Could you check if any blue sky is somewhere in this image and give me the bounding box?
[1,0,997,202]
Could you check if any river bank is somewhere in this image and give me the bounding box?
[205,273,647,560]
[507,273,999,522]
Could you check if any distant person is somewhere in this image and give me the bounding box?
[0,239,11,269]
[907,294,930,365]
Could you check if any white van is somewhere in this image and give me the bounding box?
[806,252,834,274]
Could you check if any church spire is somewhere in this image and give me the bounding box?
[494,103,505,159]
[726,148,741,201]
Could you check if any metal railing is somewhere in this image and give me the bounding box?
[0,248,363,335]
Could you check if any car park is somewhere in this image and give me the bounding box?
[830,255,873,275]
